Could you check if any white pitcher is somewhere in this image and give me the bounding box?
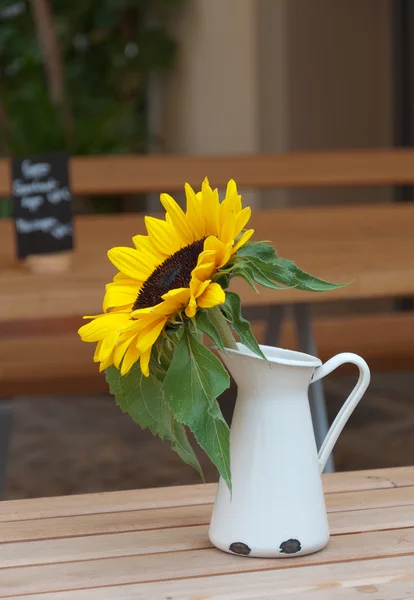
[209,343,370,558]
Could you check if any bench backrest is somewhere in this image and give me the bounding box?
[1,149,414,197]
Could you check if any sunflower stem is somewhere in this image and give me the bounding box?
[209,307,238,350]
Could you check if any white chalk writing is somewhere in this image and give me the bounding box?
[13,178,57,197]
[22,159,50,179]
[50,223,72,239]
[20,195,44,212]
[16,217,58,233]
[47,186,71,204]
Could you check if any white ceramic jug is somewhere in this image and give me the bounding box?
[209,343,370,558]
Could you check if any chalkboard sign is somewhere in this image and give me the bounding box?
[11,152,74,259]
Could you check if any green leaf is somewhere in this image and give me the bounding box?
[163,328,232,489]
[231,265,259,292]
[191,400,231,493]
[171,421,205,480]
[222,291,266,360]
[243,256,297,288]
[163,329,230,423]
[105,364,203,478]
[236,242,346,292]
[237,241,277,262]
[248,256,346,292]
[195,310,227,353]
[244,262,288,290]
[275,258,348,292]
[106,364,171,438]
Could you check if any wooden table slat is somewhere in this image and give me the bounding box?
[2,503,414,569]
[1,528,414,598]
[0,466,412,523]
[17,555,414,600]
[2,485,414,545]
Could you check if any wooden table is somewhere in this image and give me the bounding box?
[1,466,414,599]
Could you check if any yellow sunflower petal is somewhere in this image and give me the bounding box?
[132,234,166,263]
[140,348,151,377]
[234,206,252,237]
[103,281,140,313]
[78,313,130,343]
[129,305,157,318]
[204,236,232,269]
[201,178,220,236]
[145,216,181,256]
[190,277,210,300]
[120,338,140,375]
[226,178,238,198]
[197,282,226,309]
[219,180,242,229]
[99,353,115,372]
[113,272,135,282]
[160,193,194,244]
[114,336,134,369]
[99,328,122,362]
[161,288,191,312]
[93,340,103,362]
[137,317,167,353]
[162,287,191,302]
[108,247,152,281]
[219,213,237,246]
[232,228,255,254]
[185,296,197,318]
[185,183,205,239]
[192,260,215,283]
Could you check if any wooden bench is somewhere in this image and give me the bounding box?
[2,200,414,388]
[1,149,414,485]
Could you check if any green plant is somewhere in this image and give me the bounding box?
[0,0,183,216]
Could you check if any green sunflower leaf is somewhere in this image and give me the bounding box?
[222,291,266,361]
[275,258,348,292]
[105,363,203,478]
[236,242,346,292]
[191,400,231,493]
[247,256,346,292]
[171,421,205,482]
[237,241,277,262]
[231,264,259,292]
[163,328,232,490]
[244,263,288,290]
[195,310,227,353]
[242,256,296,288]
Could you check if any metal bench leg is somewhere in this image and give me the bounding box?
[0,401,12,499]
[292,304,335,473]
[265,305,285,347]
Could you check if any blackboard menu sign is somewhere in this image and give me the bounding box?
[11,152,73,259]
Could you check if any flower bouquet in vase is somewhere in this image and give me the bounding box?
[79,178,370,558]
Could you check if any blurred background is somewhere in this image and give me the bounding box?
[1,0,414,499]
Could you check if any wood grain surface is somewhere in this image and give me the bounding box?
[0,467,413,598]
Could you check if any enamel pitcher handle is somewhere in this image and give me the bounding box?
[312,353,371,472]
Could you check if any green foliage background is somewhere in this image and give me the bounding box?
[0,0,183,217]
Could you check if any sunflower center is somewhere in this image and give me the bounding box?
[133,238,206,310]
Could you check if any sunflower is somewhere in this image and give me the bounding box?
[78,178,254,377]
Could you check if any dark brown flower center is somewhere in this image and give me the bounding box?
[133,238,205,310]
